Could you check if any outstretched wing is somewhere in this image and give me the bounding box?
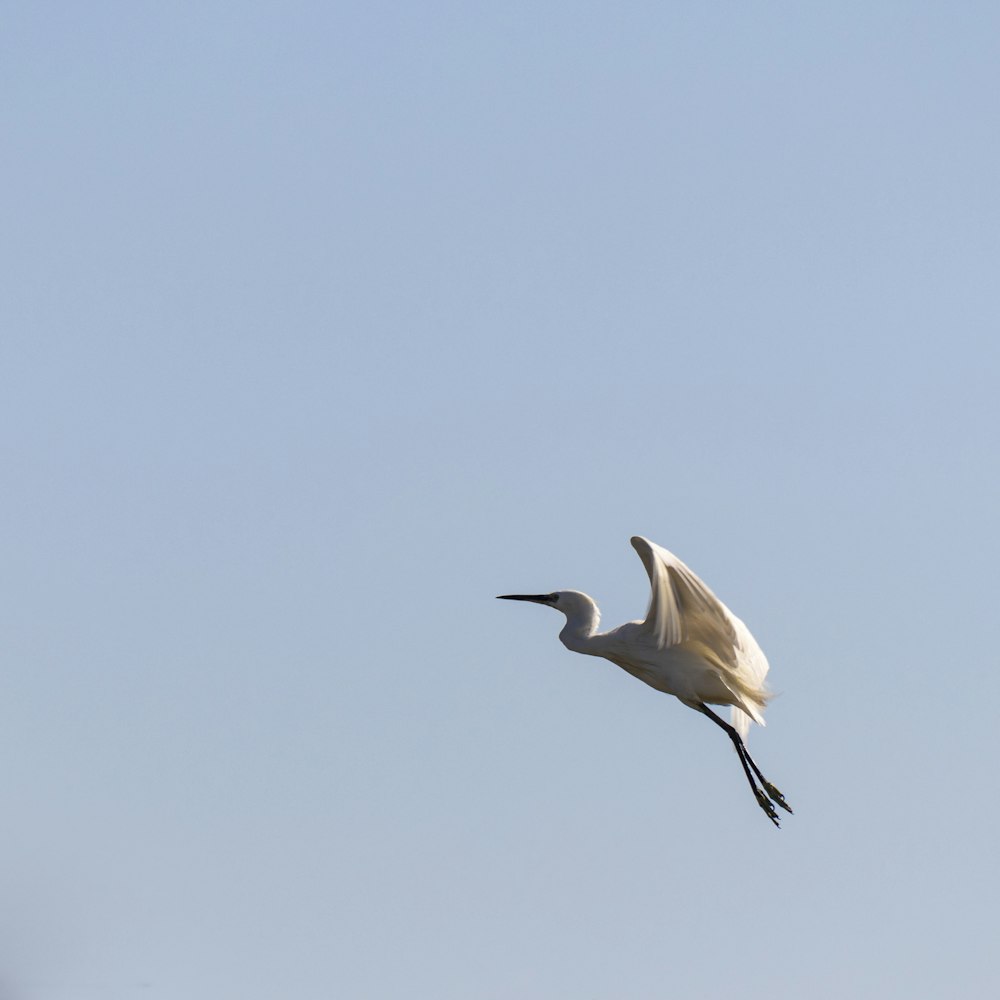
[629,536,770,729]
[629,536,736,651]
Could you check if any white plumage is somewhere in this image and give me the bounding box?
[498,535,792,826]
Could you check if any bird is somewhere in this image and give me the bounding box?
[498,535,792,826]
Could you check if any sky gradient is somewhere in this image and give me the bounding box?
[3,3,999,998]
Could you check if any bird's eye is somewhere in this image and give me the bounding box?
[549,593,559,603]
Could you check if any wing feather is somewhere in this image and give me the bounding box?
[630,536,770,726]
[630,536,735,650]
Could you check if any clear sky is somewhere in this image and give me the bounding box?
[3,3,999,998]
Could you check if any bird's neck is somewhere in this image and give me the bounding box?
[558,603,602,655]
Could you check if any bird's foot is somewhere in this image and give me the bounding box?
[762,781,793,814]
[755,788,781,827]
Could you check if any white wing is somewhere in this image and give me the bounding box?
[629,536,770,730]
[630,536,735,650]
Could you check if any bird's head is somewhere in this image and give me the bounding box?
[496,590,597,621]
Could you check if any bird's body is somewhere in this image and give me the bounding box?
[498,536,792,826]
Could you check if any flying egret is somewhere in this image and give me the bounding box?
[498,536,792,826]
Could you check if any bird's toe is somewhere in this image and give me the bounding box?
[754,789,781,826]
[763,782,793,814]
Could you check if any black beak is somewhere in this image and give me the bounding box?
[496,594,556,604]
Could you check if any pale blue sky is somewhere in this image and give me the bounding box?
[3,3,999,998]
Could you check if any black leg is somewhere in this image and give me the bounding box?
[698,704,793,823]
[730,724,793,815]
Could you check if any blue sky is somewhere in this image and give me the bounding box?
[3,3,999,998]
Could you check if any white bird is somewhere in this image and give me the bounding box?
[498,535,792,826]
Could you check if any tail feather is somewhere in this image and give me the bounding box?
[731,706,755,741]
